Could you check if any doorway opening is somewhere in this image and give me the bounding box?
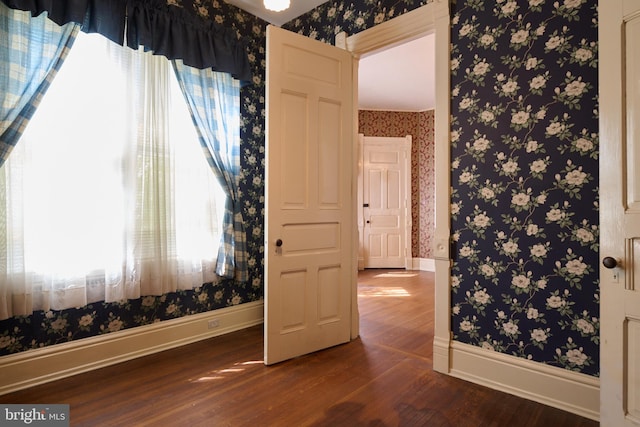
[343,1,451,373]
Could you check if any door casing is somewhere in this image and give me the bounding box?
[341,1,451,372]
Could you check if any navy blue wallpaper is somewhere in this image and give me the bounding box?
[450,0,599,376]
[282,0,430,42]
[0,1,268,356]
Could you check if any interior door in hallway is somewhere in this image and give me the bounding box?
[361,135,411,269]
[264,25,355,365]
[600,1,640,425]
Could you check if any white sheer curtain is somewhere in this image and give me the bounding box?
[0,32,225,320]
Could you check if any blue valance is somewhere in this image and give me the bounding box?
[1,0,253,83]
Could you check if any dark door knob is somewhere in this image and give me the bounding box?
[602,257,618,269]
[275,239,283,247]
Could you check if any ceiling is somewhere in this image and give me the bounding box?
[224,0,435,112]
[358,35,435,112]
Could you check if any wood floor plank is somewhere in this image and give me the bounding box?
[0,270,598,427]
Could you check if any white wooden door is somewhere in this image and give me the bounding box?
[264,26,354,365]
[600,1,640,424]
[361,136,411,269]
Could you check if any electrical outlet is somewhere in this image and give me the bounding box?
[208,319,220,329]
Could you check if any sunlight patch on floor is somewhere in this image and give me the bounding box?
[358,286,412,297]
[373,271,419,278]
[191,360,263,383]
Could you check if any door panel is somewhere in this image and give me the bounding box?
[627,13,640,215]
[318,266,341,322]
[281,270,306,331]
[280,92,308,201]
[319,101,341,206]
[600,1,640,425]
[627,319,640,420]
[265,26,354,365]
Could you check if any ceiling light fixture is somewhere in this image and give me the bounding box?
[263,0,290,12]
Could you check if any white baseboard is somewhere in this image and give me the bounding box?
[357,258,433,271]
[449,341,600,421]
[412,257,435,271]
[0,301,264,396]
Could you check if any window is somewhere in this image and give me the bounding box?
[1,31,227,315]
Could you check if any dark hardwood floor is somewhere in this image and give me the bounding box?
[0,270,598,426]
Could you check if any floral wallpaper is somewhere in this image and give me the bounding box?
[0,1,268,356]
[358,109,435,259]
[450,0,599,376]
[282,0,431,43]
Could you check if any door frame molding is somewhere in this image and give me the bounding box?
[342,0,451,372]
